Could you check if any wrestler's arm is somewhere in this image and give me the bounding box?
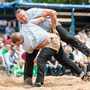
[42,9,59,35]
[34,17,46,24]
[35,37,51,50]
[33,9,59,34]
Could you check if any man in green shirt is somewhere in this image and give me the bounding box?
[1,44,11,55]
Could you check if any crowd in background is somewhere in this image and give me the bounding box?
[0,21,90,78]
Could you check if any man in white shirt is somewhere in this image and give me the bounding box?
[73,48,87,72]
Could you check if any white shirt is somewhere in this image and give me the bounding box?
[26,8,52,32]
[72,50,83,61]
[21,20,48,53]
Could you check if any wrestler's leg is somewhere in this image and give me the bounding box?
[24,50,39,85]
[56,25,90,56]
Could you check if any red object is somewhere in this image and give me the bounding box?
[33,58,37,63]
[21,52,37,63]
[21,52,26,61]
[4,39,12,45]
[77,75,81,77]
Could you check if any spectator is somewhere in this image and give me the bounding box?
[79,33,85,43]
[68,27,73,36]
[65,46,74,60]
[62,41,67,50]
[4,48,19,75]
[2,34,12,46]
[86,31,90,48]
[46,56,62,76]
[0,52,6,71]
[5,22,15,39]
[0,41,4,51]
[87,57,90,72]
[2,34,8,44]
[4,39,12,46]
[79,29,88,38]
[73,48,87,72]
[0,37,3,41]
[63,46,76,76]
[12,60,25,77]
[0,43,11,55]
[75,34,80,41]
[33,58,37,77]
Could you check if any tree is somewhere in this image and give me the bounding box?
[4,0,90,4]
[32,0,90,4]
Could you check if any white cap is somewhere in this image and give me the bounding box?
[62,42,67,47]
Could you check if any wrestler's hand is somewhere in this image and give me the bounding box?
[47,37,52,43]
[40,17,47,22]
[53,29,59,35]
